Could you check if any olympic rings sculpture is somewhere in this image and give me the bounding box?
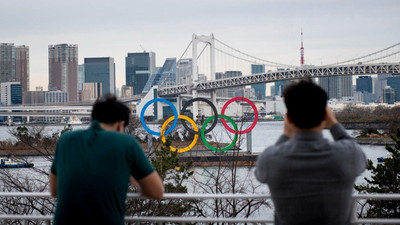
[140,97,258,153]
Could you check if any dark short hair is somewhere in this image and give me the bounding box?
[91,94,130,127]
[283,79,327,128]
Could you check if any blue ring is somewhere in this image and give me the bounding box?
[140,98,178,136]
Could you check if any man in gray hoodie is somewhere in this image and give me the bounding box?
[255,80,366,225]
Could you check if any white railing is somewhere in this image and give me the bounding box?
[0,192,399,224]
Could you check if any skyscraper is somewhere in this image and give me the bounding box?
[319,77,339,99]
[387,75,400,102]
[374,74,391,102]
[84,57,115,95]
[356,76,373,93]
[142,58,176,94]
[176,58,192,85]
[383,87,396,104]
[0,44,29,97]
[0,43,15,83]
[225,71,242,97]
[274,81,286,97]
[273,68,286,97]
[48,44,78,103]
[251,64,266,100]
[125,52,155,95]
[15,45,29,94]
[340,76,353,97]
[319,76,353,99]
[78,64,85,91]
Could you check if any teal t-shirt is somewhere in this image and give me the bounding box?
[50,121,154,225]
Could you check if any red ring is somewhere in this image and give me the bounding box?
[220,97,258,134]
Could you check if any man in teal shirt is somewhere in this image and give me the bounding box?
[50,95,164,225]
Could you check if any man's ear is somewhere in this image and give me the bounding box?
[323,109,328,121]
[117,121,125,133]
[286,113,294,124]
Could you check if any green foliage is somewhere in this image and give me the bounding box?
[126,138,197,218]
[151,138,193,193]
[355,128,400,218]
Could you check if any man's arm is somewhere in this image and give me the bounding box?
[326,106,367,174]
[49,173,57,197]
[325,107,352,141]
[275,115,294,145]
[130,171,164,200]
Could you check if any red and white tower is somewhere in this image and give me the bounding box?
[300,29,305,66]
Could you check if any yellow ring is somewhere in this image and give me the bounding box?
[161,115,199,153]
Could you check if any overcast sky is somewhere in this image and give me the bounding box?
[1,0,399,91]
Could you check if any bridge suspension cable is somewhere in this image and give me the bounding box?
[214,38,298,69]
[362,50,400,64]
[325,42,400,66]
[177,41,192,63]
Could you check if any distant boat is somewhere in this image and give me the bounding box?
[264,115,275,120]
[67,115,83,125]
[0,158,34,168]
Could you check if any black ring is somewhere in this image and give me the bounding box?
[180,97,218,135]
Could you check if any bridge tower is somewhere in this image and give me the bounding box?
[191,34,216,118]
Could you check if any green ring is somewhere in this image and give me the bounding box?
[201,115,238,152]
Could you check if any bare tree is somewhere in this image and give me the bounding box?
[0,125,68,224]
[189,111,270,223]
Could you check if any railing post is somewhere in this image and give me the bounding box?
[352,198,358,224]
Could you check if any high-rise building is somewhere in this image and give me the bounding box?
[319,76,353,99]
[125,52,156,95]
[45,91,69,105]
[215,72,227,97]
[15,45,29,94]
[387,75,400,102]
[235,87,255,99]
[274,81,286,97]
[251,64,266,100]
[340,76,353,97]
[0,43,16,83]
[80,82,102,102]
[374,74,391,102]
[0,44,29,96]
[356,76,373,93]
[84,57,115,95]
[273,68,286,97]
[383,87,396,104]
[176,58,192,85]
[319,77,339,99]
[215,71,242,97]
[142,58,176,94]
[1,82,22,105]
[225,71,242,97]
[78,64,85,91]
[48,44,78,103]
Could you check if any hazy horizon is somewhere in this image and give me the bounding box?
[1,0,399,92]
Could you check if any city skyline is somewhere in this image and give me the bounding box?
[1,0,399,91]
